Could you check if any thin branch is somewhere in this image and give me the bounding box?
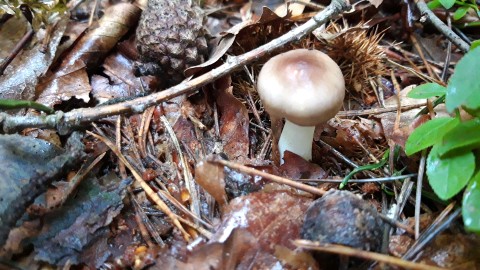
[87,130,192,241]
[0,0,349,134]
[336,103,427,117]
[0,29,34,75]
[415,0,470,53]
[294,240,446,270]
[208,157,326,196]
[296,173,417,183]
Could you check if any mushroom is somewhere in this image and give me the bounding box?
[257,49,345,163]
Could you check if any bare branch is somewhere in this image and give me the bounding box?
[1,0,349,134]
[416,0,470,53]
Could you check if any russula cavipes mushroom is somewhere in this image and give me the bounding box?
[257,49,345,163]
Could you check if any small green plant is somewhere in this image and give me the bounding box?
[0,0,67,30]
[427,0,480,31]
[405,46,480,233]
[428,0,480,21]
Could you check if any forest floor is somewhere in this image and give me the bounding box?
[0,0,480,269]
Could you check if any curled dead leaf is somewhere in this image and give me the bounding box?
[211,191,312,255]
[195,159,228,210]
[36,3,141,107]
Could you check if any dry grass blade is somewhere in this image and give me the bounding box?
[86,130,191,241]
[131,193,164,247]
[403,204,461,261]
[294,240,446,270]
[415,150,427,239]
[155,186,213,230]
[160,116,201,219]
[208,158,326,196]
[48,152,106,209]
[387,59,443,85]
[138,106,155,158]
[377,213,415,236]
[336,103,427,117]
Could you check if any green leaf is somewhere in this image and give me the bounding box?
[453,6,469,20]
[437,118,480,156]
[427,0,443,9]
[405,117,459,156]
[407,83,446,99]
[463,171,480,233]
[471,40,480,51]
[426,145,475,200]
[446,47,480,112]
[439,0,455,9]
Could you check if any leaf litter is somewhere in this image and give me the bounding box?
[1,0,480,269]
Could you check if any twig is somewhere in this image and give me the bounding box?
[378,213,416,236]
[296,173,417,183]
[440,14,452,82]
[387,59,441,85]
[403,203,460,261]
[415,150,427,239]
[415,0,470,53]
[316,139,379,179]
[160,116,201,219]
[317,139,359,169]
[0,29,34,75]
[0,0,350,134]
[294,240,446,270]
[409,34,439,81]
[86,130,191,241]
[131,193,161,247]
[208,157,326,196]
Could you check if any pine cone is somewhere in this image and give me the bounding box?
[135,0,208,87]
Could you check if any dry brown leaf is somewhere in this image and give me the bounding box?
[376,85,428,148]
[274,0,311,17]
[186,6,295,77]
[280,151,327,180]
[178,229,257,270]
[0,17,68,101]
[36,62,91,106]
[368,0,384,8]
[390,233,480,268]
[412,33,462,63]
[211,191,312,255]
[274,245,319,270]
[215,86,250,161]
[195,159,228,209]
[36,3,141,107]
[91,51,146,103]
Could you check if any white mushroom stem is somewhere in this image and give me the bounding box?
[278,120,315,163]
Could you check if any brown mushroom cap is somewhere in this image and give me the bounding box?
[257,49,345,126]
